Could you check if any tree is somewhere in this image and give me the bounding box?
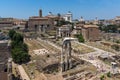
[9,30,30,64]
[8,29,16,40]
[12,48,30,63]
[11,41,23,49]
[21,43,28,53]
[75,34,85,43]
[100,25,118,33]
[11,41,28,52]
[57,13,61,18]
[13,33,23,43]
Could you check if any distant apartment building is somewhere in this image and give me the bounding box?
[79,16,85,24]
[114,16,120,25]
[93,17,99,25]
[0,18,26,30]
[98,19,106,25]
[99,16,120,26]
[28,9,60,33]
[0,18,14,29]
[98,16,120,26]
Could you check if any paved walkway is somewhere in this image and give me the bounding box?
[17,65,30,80]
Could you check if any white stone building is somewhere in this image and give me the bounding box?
[62,11,73,22]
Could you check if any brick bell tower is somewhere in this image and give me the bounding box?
[39,9,42,17]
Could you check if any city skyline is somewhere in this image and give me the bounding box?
[0,0,120,20]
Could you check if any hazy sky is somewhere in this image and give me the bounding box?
[0,0,120,20]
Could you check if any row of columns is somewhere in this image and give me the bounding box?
[39,25,47,33]
[35,25,49,33]
[58,29,70,38]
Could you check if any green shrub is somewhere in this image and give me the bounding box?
[107,72,111,77]
[75,34,85,43]
[111,44,120,51]
[100,75,105,80]
[8,29,16,40]
[115,40,120,44]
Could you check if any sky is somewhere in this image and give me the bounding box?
[0,0,120,20]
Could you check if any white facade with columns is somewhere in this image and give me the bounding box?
[63,11,73,22]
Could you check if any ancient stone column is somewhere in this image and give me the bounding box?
[61,40,72,72]
[61,45,63,72]
[68,42,72,69]
[42,25,46,33]
[65,42,68,71]
[38,25,42,35]
[61,37,77,73]
[58,28,61,37]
